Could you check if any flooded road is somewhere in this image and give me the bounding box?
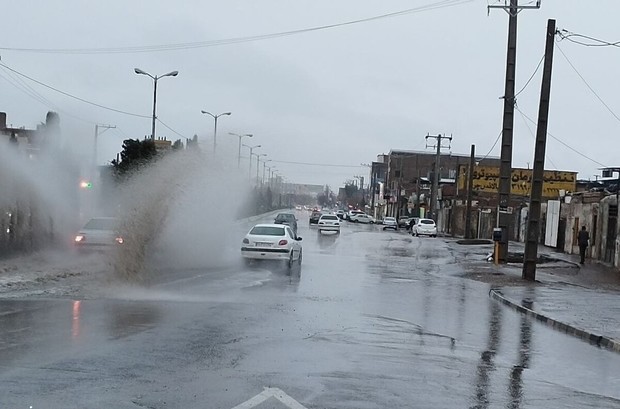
[1,212,619,408]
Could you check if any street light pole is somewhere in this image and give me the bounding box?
[262,159,272,186]
[243,144,261,180]
[134,68,178,140]
[229,132,253,168]
[256,154,267,185]
[201,111,231,153]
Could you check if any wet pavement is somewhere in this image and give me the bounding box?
[1,212,620,408]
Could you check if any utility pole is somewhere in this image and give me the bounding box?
[465,144,476,239]
[93,124,116,168]
[523,19,556,281]
[426,133,452,221]
[489,0,541,263]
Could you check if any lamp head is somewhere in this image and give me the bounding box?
[134,68,147,75]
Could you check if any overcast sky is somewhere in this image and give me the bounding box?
[1,0,619,189]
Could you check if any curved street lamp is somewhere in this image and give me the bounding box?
[229,132,253,168]
[243,144,261,180]
[255,153,267,185]
[201,111,231,154]
[134,68,178,140]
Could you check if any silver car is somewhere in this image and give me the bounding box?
[74,217,123,251]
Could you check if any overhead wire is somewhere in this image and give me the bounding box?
[156,118,190,140]
[478,129,503,163]
[515,106,608,168]
[554,42,620,124]
[515,102,558,169]
[514,54,544,98]
[557,29,620,48]
[0,0,473,55]
[0,61,151,119]
[270,159,367,168]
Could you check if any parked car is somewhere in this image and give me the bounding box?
[274,212,298,235]
[382,216,398,231]
[74,217,123,251]
[412,218,437,237]
[346,209,365,221]
[309,210,323,225]
[318,214,341,233]
[335,210,346,220]
[351,213,375,224]
[241,223,302,267]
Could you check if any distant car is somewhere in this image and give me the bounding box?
[413,218,438,237]
[274,212,298,235]
[398,217,411,228]
[407,217,419,232]
[74,217,123,251]
[241,224,302,267]
[295,205,302,210]
[382,216,398,231]
[318,214,341,233]
[346,210,365,221]
[335,210,346,220]
[309,210,323,225]
[351,213,375,224]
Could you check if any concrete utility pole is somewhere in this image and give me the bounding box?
[489,0,541,263]
[522,19,556,281]
[465,144,476,239]
[426,133,452,220]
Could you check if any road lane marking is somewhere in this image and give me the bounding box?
[231,387,308,409]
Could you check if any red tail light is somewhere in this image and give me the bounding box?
[278,239,288,246]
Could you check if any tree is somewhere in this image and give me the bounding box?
[111,138,157,180]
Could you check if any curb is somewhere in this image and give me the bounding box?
[489,289,620,354]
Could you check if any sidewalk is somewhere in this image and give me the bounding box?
[489,241,620,353]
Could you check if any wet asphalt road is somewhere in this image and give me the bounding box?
[1,211,620,408]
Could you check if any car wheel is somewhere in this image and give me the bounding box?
[288,251,294,269]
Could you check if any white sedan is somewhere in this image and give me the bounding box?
[351,213,376,224]
[413,218,438,237]
[241,224,303,267]
[382,216,398,230]
[318,214,341,233]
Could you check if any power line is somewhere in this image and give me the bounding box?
[0,61,150,118]
[156,118,190,140]
[515,106,608,168]
[557,29,620,48]
[270,159,366,168]
[478,129,503,163]
[0,0,472,55]
[515,103,558,168]
[514,54,544,98]
[555,42,620,124]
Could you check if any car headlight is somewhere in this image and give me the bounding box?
[242,238,249,244]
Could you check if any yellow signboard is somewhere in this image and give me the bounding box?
[457,165,576,198]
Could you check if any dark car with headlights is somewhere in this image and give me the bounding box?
[309,210,322,225]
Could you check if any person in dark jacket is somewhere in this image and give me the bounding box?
[577,226,590,265]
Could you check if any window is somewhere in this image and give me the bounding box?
[249,226,285,236]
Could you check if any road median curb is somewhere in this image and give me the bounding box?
[489,289,620,354]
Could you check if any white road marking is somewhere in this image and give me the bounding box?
[231,387,308,409]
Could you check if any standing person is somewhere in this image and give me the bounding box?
[577,226,590,265]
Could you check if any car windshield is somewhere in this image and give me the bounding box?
[421,219,435,225]
[385,217,395,221]
[321,215,338,220]
[83,218,117,230]
[275,214,295,221]
[249,226,285,236]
